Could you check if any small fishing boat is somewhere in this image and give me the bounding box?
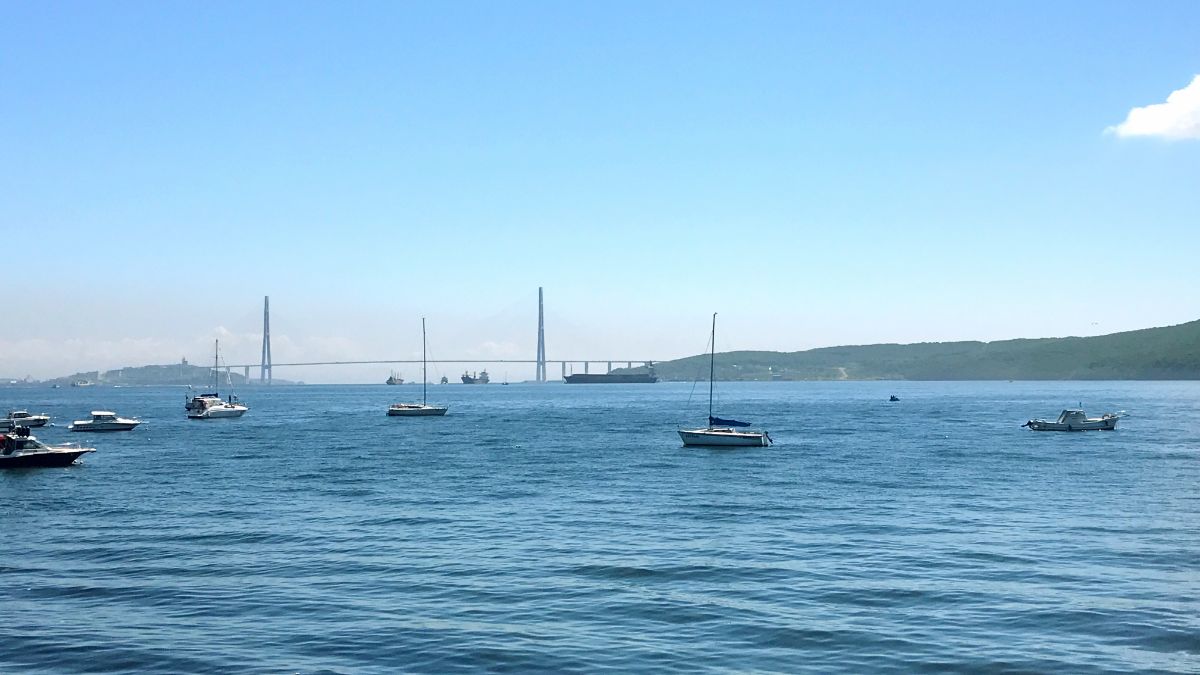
[2,410,51,429]
[1023,409,1122,431]
[69,411,141,432]
[678,313,772,447]
[0,427,94,468]
[889,395,900,402]
[388,318,448,417]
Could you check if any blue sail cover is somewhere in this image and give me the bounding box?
[710,416,751,427]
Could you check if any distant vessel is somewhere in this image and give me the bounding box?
[1,426,94,468]
[69,411,141,432]
[678,314,772,447]
[387,318,448,417]
[461,370,490,384]
[564,368,658,384]
[1023,408,1122,431]
[440,376,448,385]
[2,410,51,430]
[71,380,94,387]
[186,340,248,419]
[889,395,900,402]
[386,371,404,385]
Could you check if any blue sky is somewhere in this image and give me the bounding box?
[2,1,1198,381]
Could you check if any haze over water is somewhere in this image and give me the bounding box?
[2,381,1197,673]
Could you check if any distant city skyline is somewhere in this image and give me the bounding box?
[2,2,1197,382]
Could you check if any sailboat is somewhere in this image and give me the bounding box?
[186,339,249,419]
[387,318,449,417]
[678,313,772,447]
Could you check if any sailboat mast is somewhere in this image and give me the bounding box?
[709,313,716,422]
[422,318,427,406]
[213,339,219,391]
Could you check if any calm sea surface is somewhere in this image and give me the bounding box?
[2,381,1197,673]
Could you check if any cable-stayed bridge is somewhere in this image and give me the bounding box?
[227,289,657,383]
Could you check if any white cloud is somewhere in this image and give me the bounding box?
[1107,75,1200,140]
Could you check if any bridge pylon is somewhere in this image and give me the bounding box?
[260,295,272,384]
[535,287,547,382]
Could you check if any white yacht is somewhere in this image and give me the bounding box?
[1023,409,1122,431]
[679,313,772,447]
[186,340,248,419]
[2,410,51,429]
[69,411,141,432]
[388,318,448,417]
[1,427,95,468]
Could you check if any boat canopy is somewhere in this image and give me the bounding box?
[91,411,116,417]
[710,416,751,427]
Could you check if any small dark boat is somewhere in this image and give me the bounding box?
[0,427,95,469]
[889,395,900,402]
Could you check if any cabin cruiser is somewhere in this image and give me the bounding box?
[1023,409,1122,431]
[69,411,141,432]
[2,410,50,429]
[0,426,94,468]
[187,395,248,419]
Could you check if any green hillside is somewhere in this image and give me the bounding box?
[44,363,293,387]
[630,319,1200,381]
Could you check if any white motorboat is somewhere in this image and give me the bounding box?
[678,313,772,447]
[1023,409,1122,431]
[187,395,248,419]
[2,410,51,429]
[186,340,249,419]
[69,411,141,432]
[1,426,95,468]
[388,318,448,417]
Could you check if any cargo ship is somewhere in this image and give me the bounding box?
[461,370,490,384]
[564,368,658,384]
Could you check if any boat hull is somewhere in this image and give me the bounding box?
[387,405,448,416]
[0,449,93,468]
[188,406,247,419]
[1026,418,1118,431]
[69,422,140,432]
[2,417,49,429]
[679,428,770,447]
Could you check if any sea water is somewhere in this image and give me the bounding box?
[1,381,1197,673]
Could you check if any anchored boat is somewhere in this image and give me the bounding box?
[69,411,141,432]
[2,410,51,430]
[1023,409,1122,431]
[678,313,772,447]
[1,427,94,468]
[186,340,248,419]
[388,318,448,417]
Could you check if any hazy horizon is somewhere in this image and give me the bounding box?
[3,2,1197,383]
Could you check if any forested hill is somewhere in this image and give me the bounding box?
[44,363,296,387]
[632,319,1200,381]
